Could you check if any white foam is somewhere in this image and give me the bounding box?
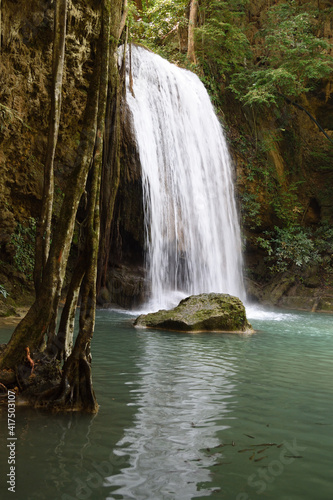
[245,304,299,322]
[122,45,245,312]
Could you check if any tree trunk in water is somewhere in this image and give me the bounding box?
[34,0,67,293]
[55,254,85,362]
[47,155,102,412]
[187,0,198,64]
[34,0,111,413]
[0,0,123,414]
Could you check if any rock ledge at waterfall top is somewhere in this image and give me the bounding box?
[134,293,254,333]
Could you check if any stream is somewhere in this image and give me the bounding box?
[0,307,332,499]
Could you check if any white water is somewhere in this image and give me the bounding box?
[123,45,244,311]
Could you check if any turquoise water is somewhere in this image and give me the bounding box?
[0,307,332,500]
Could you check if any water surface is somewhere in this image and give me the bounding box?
[0,308,332,499]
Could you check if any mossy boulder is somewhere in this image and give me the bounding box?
[134,293,253,333]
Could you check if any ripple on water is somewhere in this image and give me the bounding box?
[0,308,332,500]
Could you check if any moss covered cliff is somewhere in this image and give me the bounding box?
[124,0,333,312]
[0,0,332,314]
[0,0,102,315]
[218,1,333,311]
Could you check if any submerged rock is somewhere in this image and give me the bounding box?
[134,293,253,333]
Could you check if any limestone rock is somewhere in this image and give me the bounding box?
[97,264,148,309]
[134,293,253,333]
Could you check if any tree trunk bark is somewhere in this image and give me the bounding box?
[97,15,123,293]
[37,1,112,412]
[55,253,85,362]
[0,15,101,372]
[0,0,124,414]
[118,0,128,38]
[51,156,102,412]
[187,0,198,64]
[34,0,67,293]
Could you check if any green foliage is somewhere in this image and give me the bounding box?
[240,170,304,231]
[308,144,333,172]
[257,222,333,274]
[131,0,188,54]
[237,135,304,228]
[230,1,333,105]
[257,225,321,273]
[0,285,8,299]
[130,0,332,108]
[11,217,36,279]
[130,0,251,88]
[269,181,303,225]
[195,0,250,76]
[312,223,333,255]
[258,130,283,154]
[192,0,250,104]
[240,192,262,230]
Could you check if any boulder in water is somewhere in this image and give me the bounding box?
[134,293,253,333]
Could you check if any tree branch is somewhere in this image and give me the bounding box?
[118,0,128,38]
[278,92,333,145]
[187,0,198,64]
[34,0,68,292]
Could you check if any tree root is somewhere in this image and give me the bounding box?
[33,355,98,413]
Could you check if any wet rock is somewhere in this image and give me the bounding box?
[317,296,333,312]
[303,275,321,289]
[134,293,253,333]
[98,264,148,309]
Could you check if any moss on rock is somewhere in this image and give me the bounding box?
[134,293,253,333]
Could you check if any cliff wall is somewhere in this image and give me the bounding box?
[0,0,332,313]
[0,0,102,314]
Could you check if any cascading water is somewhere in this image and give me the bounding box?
[122,45,244,311]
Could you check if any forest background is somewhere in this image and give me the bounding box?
[0,0,333,319]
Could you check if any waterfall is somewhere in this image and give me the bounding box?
[122,45,244,311]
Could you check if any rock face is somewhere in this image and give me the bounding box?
[134,293,253,333]
[246,269,333,313]
[0,1,104,308]
[97,264,149,309]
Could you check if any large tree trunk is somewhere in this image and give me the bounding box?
[0,0,123,414]
[0,14,101,371]
[36,1,112,412]
[97,6,123,293]
[187,0,198,64]
[34,0,67,293]
[118,0,128,38]
[45,148,103,412]
[97,77,122,291]
[55,254,85,362]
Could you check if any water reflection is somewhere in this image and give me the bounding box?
[0,408,98,499]
[106,331,241,499]
[2,310,331,499]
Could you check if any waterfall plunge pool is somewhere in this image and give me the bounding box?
[0,307,332,500]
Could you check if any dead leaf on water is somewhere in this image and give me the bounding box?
[255,456,268,462]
